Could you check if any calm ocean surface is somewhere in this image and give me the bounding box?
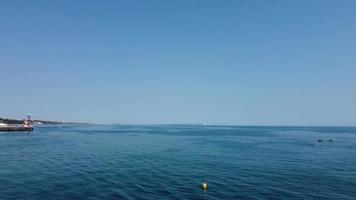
[0,125,355,200]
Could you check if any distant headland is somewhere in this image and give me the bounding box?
[0,117,85,125]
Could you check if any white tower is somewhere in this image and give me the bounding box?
[24,113,32,128]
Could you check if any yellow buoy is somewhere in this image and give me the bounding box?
[201,177,208,190]
[202,182,208,190]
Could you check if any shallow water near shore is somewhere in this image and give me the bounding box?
[0,125,355,199]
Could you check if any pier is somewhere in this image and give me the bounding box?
[0,126,34,132]
[0,114,34,132]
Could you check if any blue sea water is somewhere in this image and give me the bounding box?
[0,125,355,200]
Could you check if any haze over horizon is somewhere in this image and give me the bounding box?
[1,1,356,126]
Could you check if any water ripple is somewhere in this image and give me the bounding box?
[0,125,355,199]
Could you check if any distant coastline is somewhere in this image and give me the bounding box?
[0,117,86,125]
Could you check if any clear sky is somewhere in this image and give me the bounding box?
[1,0,356,125]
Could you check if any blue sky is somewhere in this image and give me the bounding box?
[1,0,356,125]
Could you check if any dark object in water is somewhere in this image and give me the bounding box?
[317,139,323,142]
[328,139,333,142]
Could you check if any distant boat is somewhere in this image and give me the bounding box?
[0,122,8,126]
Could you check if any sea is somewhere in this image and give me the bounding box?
[0,125,355,200]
